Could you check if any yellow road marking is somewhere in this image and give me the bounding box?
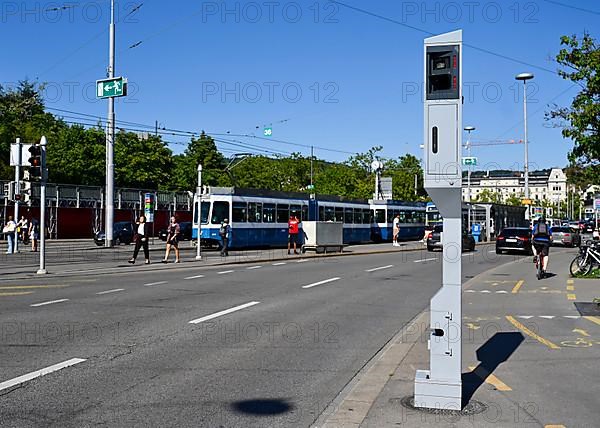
[506,316,561,350]
[567,294,576,300]
[545,425,566,428]
[583,316,600,327]
[468,366,511,391]
[0,292,34,296]
[466,323,480,330]
[573,328,590,337]
[567,279,574,285]
[0,285,67,290]
[566,285,575,291]
[512,280,524,294]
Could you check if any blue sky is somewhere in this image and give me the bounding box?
[2,0,598,170]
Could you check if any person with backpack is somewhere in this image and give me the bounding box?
[532,216,552,275]
[219,219,230,257]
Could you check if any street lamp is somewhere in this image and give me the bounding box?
[196,164,202,261]
[515,72,534,220]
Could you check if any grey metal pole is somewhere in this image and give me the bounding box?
[196,164,202,261]
[37,136,47,274]
[105,0,116,247]
[14,138,21,253]
[523,80,529,202]
[310,145,314,189]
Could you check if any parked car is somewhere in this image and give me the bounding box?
[495,227,532,255]
[426,224,476,252]
[94,222,134,246]
[158,221,193,241]
[551,226,581,247]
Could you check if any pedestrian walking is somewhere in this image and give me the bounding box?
[2,216,17,254]
[129,215,150,264]
[219,219,230,257]
[287,214,300,255]
[162,216,181,263]
[392,214,401,247]
[29,218,39,252]
[18,216,29,244]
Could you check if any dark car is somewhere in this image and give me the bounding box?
[94,222,134,246]
[158,221,192,241]
[551,226,580,247]
[427,225,476,252]
[495,227,532,255]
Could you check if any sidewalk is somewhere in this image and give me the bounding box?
[0,239,451,280]
[319,247,599,427]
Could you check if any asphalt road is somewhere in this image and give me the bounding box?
[0,243,541,427]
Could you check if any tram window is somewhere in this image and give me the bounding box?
[344,208,353,224]
[324,206,335,222]
[319,206,324,221]
[387,209,399,223]
[375,209,385,223]
[277,204,289,223]
[263,204,275,223]
[302,205,308,221]
[248,202,262,222]
[354,209,362,224]
[290,204,301,219]
[334,207,344,222]
[193,202,198,224]
[402,210,410,223]
[211,201,229,224]
[232,202,247,222]
[363,209,371,224]
[200,202,210,224]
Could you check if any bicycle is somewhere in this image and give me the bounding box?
[569,241,600,276]
[535,251,545,280]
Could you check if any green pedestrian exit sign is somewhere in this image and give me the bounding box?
[462,156,477,166]
[96,77,127,98]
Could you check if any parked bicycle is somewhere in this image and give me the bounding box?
[569,241,600,276]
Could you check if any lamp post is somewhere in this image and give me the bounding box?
[105,0,116,247]
[516,72,534,220]
[195,164,202,261]
[464,126,475,231]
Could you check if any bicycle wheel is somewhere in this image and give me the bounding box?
[537,258,543,280]
[570,255,592,276]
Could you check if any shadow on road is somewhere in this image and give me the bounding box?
[231,398,295,416]
[462,332,524,407]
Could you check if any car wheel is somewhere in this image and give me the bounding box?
[496,248,502,255]
[427,245,434,252]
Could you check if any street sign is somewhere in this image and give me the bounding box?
[461,156,477,166]
[595,198,600,210]
[96,77,127,98]
[10,143,32,166]
[144,193,154,223]
[263,127,272,137]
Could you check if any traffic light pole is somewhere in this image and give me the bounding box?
[14,138,21,253]
[195,164,202,261]
[105,0,116,247]
[37,136,47,275]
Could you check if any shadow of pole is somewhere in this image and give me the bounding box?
[231,398,294,416]
[462,332,524,407]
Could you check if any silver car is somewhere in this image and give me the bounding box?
[551,226,580,247]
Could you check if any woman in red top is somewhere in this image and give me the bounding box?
[288,215,300,255]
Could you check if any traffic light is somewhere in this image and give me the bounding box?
[28,144,42,179]
[21,180,32,204]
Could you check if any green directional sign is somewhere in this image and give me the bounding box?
[462,156,477,166]
[96,77,127,98]
[263,127,272,137]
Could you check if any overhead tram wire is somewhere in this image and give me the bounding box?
[330,0,557,75]
[540,0,600,15]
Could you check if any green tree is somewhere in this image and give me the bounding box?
[477,189,503,204]
[505,192,524,206]
[547,33,600,185]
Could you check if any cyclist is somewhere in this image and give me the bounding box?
[532,216,552,275]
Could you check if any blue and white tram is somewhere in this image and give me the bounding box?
[312,197,372,244]
[369,200,426,242]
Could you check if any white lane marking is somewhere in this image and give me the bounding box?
[414,258,437,263]
[366,265,394,272]
[30,299,69,307]
[480,290,491,293]
[96,288,124,295]
[518,316,534,319]
[464,290,476,293]
[297,259,309,263]
[272,262,287,266]
[144,281,167,287]
[0,358,86,392]
[246,266,262,270]
[495,290,509,294]
[184,274,205,280]
[462,253,473,257]
[188,301,260,324]
[302,277,341,289]
[564,315,581,319]
[217,270,234,275]
[488,250,496,253]
[539,316,555,319]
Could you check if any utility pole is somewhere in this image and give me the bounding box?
[310,145,314,190]
[516,72,534,220]
[37,136,48,275]
[14,138,21,253]
[196,164,202,261]
[105,0,116,247]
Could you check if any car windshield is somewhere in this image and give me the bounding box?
[555,227,571,233]
[502,228,529,237]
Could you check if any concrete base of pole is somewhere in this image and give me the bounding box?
[195,255,202,260]
[36,269,48,275]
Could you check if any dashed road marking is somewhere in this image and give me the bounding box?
[584,316,600,326]
[544,425,565,428]
[414,258,437,263]
[0,292,34,296]
[0,358,87,392]
[144,281,167,287]
[468,366,511,391]
[297,259,309,263]
[366,265,393,272]
[566,285,575,291]
[567,294,576,300]
[217,270,234,275]
[512,280,524,294]
[96,288,124,295]
[573,328,590,337]
[0,285,67,289]
[184,274,205,280]
[188,301,260,324]
[30,299,69,307]
[302,277,341,289]
[272,262,287,266]
[246,266,262,270]
[506,316,560,350]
